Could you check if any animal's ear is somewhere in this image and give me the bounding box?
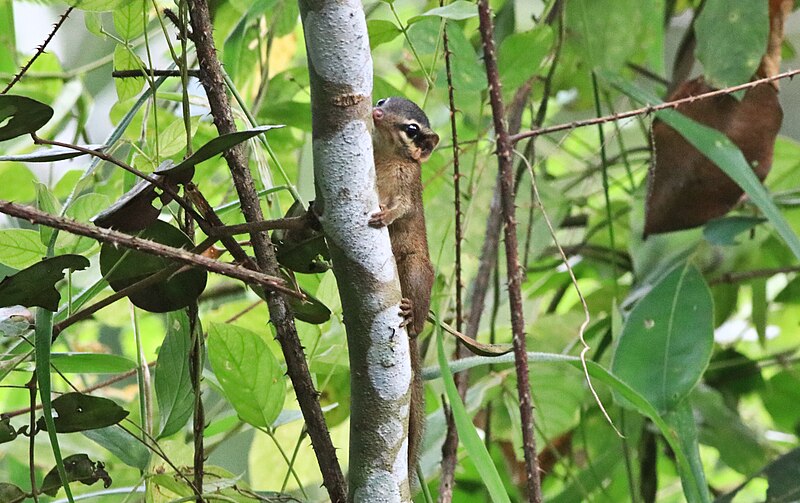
[417,132,440,162]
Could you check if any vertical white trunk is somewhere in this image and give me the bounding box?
[297,1,413,500]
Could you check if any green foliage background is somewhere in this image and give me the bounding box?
[1,0,800,501]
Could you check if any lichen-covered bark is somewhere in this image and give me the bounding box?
[297,0,413,500]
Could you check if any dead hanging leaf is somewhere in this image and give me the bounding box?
[644,79,783,236]
[644,0,791,237]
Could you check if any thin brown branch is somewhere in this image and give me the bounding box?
[186,1,346,500]
[112,69,201,78]
[439,17,467,501]
[477,2,542,501]
[1,7,73,95]
[709,266,800,285]
[0,200,298,297]
[510,68,800,144]
[208,216,308,236]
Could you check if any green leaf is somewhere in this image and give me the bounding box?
[762,370,800,431]
[207,323,285,428]
[775,275,800,304]
[409,0,477,23]
[155,311,195,439]
[83,425,151,470]
[113,1,144,40]
[751,278,767,346]
[156,125,282,182]
[0,145,105,162]
[436,327,511,503]
[0,163,36,202]
[66,0,128,12]
[35,182,61,246]
[113,45,145,101]
[703,216,766,246]
[57,192,110,254]
[497,27,553,91]
[99,221,207,313]
[695,0,769,89]
[41,453,111,497]
[44,353,137,374]
[0,229,47,269]
[0,255,90,311]
[716,447,800,502]
[665,402,711,503]
[37,392,129,433]
[612,262,713,414]
[565,0,647,71]
[0,95,54,141]
[367,20,402,48]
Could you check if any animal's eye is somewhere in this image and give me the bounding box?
[376,98,388,107]
[403,123,420,138]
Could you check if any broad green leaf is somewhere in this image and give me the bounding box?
[565,0,645,71]
[113,1,144,40]
[497,27,553,91]
[665,403,711,503]
[0,255,90,311]
[113,45,145,101]
[0,145,105,162]
[41,453,111,497]
[207,323,285,428]
[762,370,800,431]
[156,125,282,181]
[367,20,402,48]
[99,221,207,313]
[83,425,151,470]
[409,0,477,23]
[695,0,769,89]
[84,11,105,39]
[0,95,54,141]
[716,447,800,502]
[37,392,129,433]
[440,22,486,92]
[436,328,511,503]
[0,163,36,201]
[155,311,195,439]
[0,229,47,269]
[612,262,713,414]
[775,275,800,304]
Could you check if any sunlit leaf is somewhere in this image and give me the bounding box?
[207,323,285,428]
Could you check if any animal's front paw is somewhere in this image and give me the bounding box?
[368,205,390,228]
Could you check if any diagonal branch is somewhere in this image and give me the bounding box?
[0,200,298,297]
[510,67,800,144]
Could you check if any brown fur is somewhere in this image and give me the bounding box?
[368,97,438,478]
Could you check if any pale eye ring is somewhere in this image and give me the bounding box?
[403,123,420,138]
[376,98,388,107]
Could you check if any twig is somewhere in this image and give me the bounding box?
[0,201,298,297]
[709,265,800,285]
[439,16,467,501]
[112,69,201,78]
[510,68,800,144]
[476,2,542,501]
[1,7,73,95]
[208,216,308,236]
[186,1,346,500]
